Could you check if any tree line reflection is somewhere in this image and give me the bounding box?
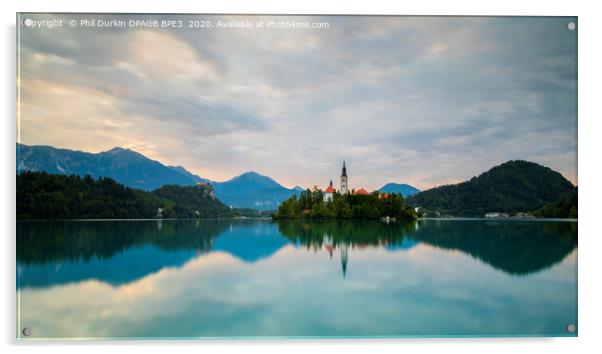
[276,220,577,276]
[17,219,577,288]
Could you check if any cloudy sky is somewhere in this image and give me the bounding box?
[18,15,577,190]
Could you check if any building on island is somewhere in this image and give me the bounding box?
[321,161,374,199]
[354,188,369,195]
[340,161,348,195]
[323,180,335,202]
[320,161,383,200]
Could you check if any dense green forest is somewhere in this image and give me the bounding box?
[152,184,230,218]
[533,188,578,218]
[273,188,417,220]
[16,171,264,219]
[405,160,577,217]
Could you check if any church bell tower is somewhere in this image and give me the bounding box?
[340,161,348,195]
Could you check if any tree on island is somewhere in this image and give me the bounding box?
[273,189,417,220]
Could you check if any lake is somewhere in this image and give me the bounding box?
[16,218,577,339]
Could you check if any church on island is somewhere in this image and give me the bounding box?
[321,161,370,202]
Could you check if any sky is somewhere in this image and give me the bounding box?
[18,15,577,190]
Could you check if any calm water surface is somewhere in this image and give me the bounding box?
[17,219,577,339]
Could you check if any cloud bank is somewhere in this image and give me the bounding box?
[18,15,577,190]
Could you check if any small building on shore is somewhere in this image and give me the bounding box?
[323,180,335,202]
[485,212,509,218]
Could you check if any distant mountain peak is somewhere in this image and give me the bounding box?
[237,171,264,178]
[103,147,145,158]
[212,171,300,210]
[230,171,278,184]
[17,143,300,211]
[379,182,420,196]
[17,144,201,191]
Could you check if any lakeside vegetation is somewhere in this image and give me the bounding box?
[16,172,268,219]
[406,160,577,218]
[273,189,417,220]
[533,188,578,219]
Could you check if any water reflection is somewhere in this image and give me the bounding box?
[18,219,577,289]
[16,219,578,338]
[17,220,285,288]
[277,220,577,276]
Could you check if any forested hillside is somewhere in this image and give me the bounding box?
[17,172,233,219]
[405,160,576,217]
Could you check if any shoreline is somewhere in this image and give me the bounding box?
[16,217,578,222]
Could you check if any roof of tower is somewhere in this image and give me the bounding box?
[341,161,347,177]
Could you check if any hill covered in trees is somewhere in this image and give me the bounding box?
[17,171,239,219]
[273,189,417,220]
[533,188,578,218]
[405,160,576,217]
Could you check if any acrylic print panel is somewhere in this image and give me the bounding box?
[16,14,578,339]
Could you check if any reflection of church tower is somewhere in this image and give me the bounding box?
[340,161,348,195]
[323,234,333,258]
[340,243,348,278]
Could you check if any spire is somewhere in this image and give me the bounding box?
[341,160,347,178]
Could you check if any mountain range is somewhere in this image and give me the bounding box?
[17,144,196,191]
[16,144,574,216]
[16,144,303,210]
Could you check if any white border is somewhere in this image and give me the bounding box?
[3,1,602,353]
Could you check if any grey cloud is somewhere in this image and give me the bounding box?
[18,15,577,189]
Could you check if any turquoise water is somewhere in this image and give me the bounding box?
[16,219,577,339]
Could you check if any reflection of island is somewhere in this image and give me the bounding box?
[275,220,577,276]
[276,220,418,277]
[17,218,578,289]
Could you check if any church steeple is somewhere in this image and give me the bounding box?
[340,161,348,194]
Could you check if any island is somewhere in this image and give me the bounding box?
[273,162,417,220]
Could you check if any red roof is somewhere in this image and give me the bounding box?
[324,185,335,193]
[355,188,369,195]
